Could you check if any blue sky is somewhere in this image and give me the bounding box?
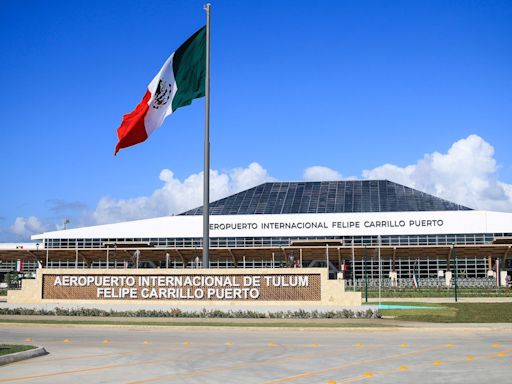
[1,0,511,241]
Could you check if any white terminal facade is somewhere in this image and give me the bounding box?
[1,180,511,288]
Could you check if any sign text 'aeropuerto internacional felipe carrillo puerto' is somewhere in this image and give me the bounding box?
[42,274,321,301]
[33,210,512,240]
[209,218,445,231]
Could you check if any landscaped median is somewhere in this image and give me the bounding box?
[0,307,385,328]
[0,303,510,327]
[0,345,47,366]
[379,302,512,323]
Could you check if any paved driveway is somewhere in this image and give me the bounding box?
[1,324,511,383]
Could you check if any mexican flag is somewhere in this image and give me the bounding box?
[115,26,206,155]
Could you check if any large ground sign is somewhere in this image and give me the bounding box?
[43,273,321,301]
[9,268,361,306]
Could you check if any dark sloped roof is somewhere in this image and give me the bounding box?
[180,180,471,216]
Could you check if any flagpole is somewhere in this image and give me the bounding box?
[202,3,211,269]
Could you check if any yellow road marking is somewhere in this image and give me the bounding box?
[432,361,442,365]
[354,343,363,347]
[265,345,446,383]
[362,372,374,377]
[0,357,173,383]
[496,352,507,357]
[127,345,283,384]
[126,342,379,384]
[465,355,474,360]
[329,363,418,384]
[328,347,512,384]
[0,343,266,383]
[13,351,134,366]
[103,339,110,344]
[225,341,233,346]
[182,341,190,346]
[24,338,32,342]
[0,338,393,384]
[400,343,408,347]
[143,340,150,345]
[327,381,337,384]
[63,339,71,343]
[311,343,319,347]
[4,339,219,373]
[447,343,454,347]
[492,342,501,348]
[132,344,285,384]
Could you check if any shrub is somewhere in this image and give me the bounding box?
[0,306,380,319]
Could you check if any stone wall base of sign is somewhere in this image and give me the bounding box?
[8,268,362,307]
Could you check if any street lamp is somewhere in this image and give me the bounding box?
[452,243,459,302]
[35,243,40,269]
[453,244,458,303]
[364,244,369,304]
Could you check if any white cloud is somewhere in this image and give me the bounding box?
[4,135,512,241]
[9,216,47,238]
[92,162,275,224]
[85,137,512,225]
[303,166,343,181]
[363,134,512,211]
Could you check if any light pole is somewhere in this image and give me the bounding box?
[453,246,458,303]
[36,243,40,269]
[364,245,368,304]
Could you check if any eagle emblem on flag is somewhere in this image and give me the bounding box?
[151,79,172,109]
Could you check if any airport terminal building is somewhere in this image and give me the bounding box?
[1,180,512,288]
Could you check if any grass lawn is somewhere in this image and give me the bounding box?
[380,302,512,323]
[360,288,512,298]
[0,344,36,356]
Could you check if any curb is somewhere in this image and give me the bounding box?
[0,346,48,366]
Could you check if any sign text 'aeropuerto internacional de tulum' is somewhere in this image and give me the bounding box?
[42,274,321,301]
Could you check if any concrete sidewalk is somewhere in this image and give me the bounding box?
[0,315,384,325]
[0,314,511,332]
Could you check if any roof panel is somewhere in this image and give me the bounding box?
[180,180,472,215]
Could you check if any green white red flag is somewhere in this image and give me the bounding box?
[115,26,206,155]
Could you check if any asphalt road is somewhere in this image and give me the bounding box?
[0,324,511,383]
